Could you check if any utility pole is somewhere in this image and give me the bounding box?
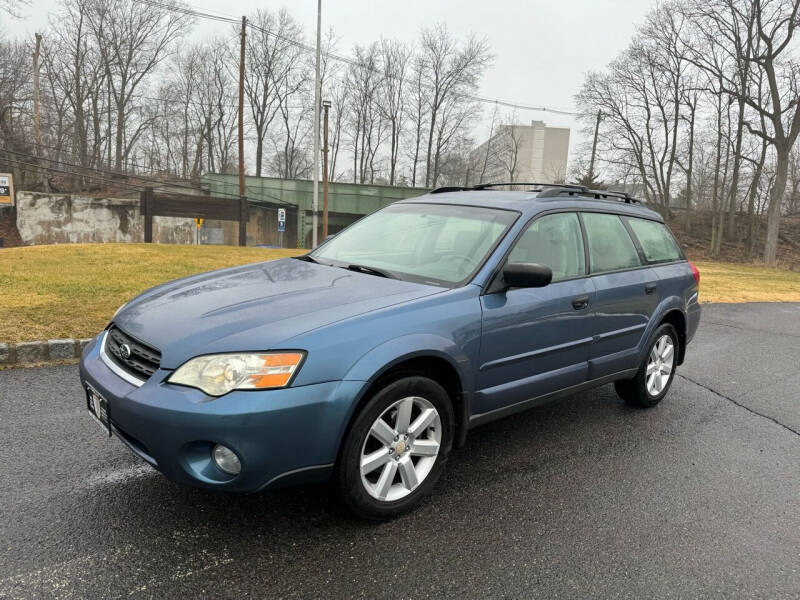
[32,33,43,163]
[311,0,322,248]
[322,99,331,239]
[588,110,602,182]
[238,16,247,197]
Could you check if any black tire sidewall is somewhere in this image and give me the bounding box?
[338,376,454,520]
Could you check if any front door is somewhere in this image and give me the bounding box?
[475,212,595,415]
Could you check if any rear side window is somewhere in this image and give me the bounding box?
[581,213,642,273]
[626,218,682,263]
[508,212,586,281]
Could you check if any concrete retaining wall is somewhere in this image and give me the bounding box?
[16,192,195,245]
[14,192,291,246]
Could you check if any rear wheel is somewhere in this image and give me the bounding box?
[337,376,454,520]
[615,323,678,408]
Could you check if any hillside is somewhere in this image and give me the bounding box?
[671,211,800,268]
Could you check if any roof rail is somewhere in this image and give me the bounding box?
[587,189,644,204]
[429,186,471,194]
[428,182,645,204]
[536,186,644,204]
[473,182,588,191]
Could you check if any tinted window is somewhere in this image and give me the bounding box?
[508,212,586,280]
[582,213,641,273]
[627,218,682,263]
[311,203,517,287]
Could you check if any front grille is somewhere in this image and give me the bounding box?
[105,325,161,382]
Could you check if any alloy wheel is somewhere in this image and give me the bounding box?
[646,334,674,396]
[359,396,442,502]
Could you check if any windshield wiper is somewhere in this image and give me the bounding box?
[344,264,397,279]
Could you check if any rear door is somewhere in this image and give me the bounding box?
[475,211,595,414]
[581,212,660,379]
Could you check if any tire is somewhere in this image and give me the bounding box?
[614,323,679,408]
[337,376,454,520]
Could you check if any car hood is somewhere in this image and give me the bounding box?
[114,258,442,368]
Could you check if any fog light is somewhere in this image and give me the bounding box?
[212,444,241,475]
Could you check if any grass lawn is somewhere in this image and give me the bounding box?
[692,260,800,303]
[1,244,798,343]
[0,244,301,344]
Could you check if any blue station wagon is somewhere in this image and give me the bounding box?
[79,183,701,518]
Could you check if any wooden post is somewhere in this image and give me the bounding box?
[238,16,247,197]
[142,187,153,243]
[322,100,330,239]
[32,33,43,157]
[588,110,602,182]
[238,197,248,246]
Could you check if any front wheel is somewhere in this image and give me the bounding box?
[615,323,678,408]
[337,376,454,520]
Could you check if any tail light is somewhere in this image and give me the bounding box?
[689,261,700,286]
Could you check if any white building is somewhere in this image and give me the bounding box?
[471,120,570,185]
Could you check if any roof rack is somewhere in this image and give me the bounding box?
[535,186,643,204]
[472,182,588,192]
[428,182,644,204]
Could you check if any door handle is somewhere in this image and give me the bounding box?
[645,283,657,295]
[571,294,590,310]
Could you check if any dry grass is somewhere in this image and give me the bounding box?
[0,243,301,343]
[693,260,800,304]
[1,245,798,343]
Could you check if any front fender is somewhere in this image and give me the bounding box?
[343,333,474,392]
[339,333,475,451]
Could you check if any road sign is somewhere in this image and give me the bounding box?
[194,218,204,228]
[278,221,286,233]
[0,173,13,205]
[278,208,286,223]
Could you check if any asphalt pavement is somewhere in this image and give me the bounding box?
[1,303,799,598]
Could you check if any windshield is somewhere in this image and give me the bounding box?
[309,203,518,287]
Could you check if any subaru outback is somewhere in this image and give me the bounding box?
[79,183,701,519]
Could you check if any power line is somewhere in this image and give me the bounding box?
[133,0,579,117]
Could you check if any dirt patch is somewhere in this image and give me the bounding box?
[0,207,23,248]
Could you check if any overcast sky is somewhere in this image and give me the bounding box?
[15,0,658,158]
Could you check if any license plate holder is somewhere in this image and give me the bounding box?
[86,384,112,437]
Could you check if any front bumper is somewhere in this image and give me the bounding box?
[78,336,365,492]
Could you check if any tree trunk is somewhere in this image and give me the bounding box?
[763,146,790,265]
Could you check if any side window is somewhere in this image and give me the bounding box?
[508,212,586,281]
[582,213,642,273]
[626,218,682,263]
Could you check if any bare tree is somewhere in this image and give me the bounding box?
[688,0,800,264]
[0,0,29,18]
[418,24,490,187]
[345,43,383,183]
[377,39,410,185]
[498,118,523,182]
[85,0,188,169]
[405,54,429,187]
[243,9,306,177]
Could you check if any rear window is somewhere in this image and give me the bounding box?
[581,213,642,273]
[627,218,682,263]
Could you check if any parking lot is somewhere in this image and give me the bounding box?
[1,302,799,598]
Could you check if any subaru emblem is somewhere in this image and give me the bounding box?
[119,344,131,359]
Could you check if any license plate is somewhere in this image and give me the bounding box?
[86,384,111,436]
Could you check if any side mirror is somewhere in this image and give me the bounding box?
[502,262,552,289]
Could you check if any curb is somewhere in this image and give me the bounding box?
[0,338,94,367]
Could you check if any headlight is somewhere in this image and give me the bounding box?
[168,352,305,396]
